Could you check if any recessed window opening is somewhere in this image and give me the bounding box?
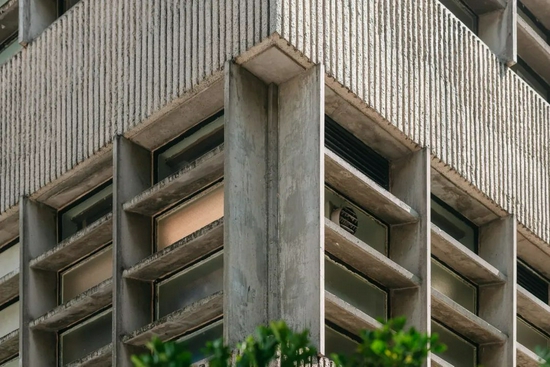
[0,239,19,280]
[154,111,224,183]
[325,255,387,320]
[59,308,112,365]
[324,322,360,356]
[438,0,478,34]
[431,196,478,253]
[59,181,113,241]
[431,258,478,314]
[59,245,113,303]
[57,0,82,16]
[155,183,224,251]
[176,319,223,363]
[432,320,477,367]
[0,299,19,339]
[517,316,550,353]
[325,116,390,190]
[155,251,223,319]
[518,1,550,44]
[512,58,550,102]
[518,259,549,304]
[325,186,388,256]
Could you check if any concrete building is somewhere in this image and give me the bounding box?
[0,0,549,366]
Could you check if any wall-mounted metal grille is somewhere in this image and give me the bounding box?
[325,116,389,189]
[518,261,549,303]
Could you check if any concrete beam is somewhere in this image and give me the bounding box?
[0,271,18,305]
[112,136,153,367]
[517,16,550,84]
[325,292,381,334]
[18,0,56,45]
[517,285,550,334]
[389,149,431,335]
[0,330,18,362]
[477,0,517,66]
[19,197,57,366]
[0,209,18,247]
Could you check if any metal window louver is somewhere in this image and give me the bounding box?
[325,116,390,189]
[518,261,549,304]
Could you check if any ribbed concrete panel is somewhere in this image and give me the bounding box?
[277,0,550,244]
[0,0,271,214]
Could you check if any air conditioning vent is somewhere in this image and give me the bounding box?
[331,207,358,235]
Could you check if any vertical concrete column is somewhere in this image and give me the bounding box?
[478,216,517,367]
[389,149,431,336]
[224,64,325,350]
[478,0,517,66]
[19,0,58,45]
[113,136,153,367]
[19,197,57,366]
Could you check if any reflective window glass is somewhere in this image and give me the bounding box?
[60,183,113,241]
[325,187,388,255]
[517,317,550,353]
[156,114,224,182]
[432,321,476,367]
[431,258,477,313]
[0,357,18,367]
[60,309,112,365]
[325,257,387,320]
[431,197,477,253]
[157,252,223,319]
[177,320,223,363]
[0,301,18,339]
[156,185,223,250]
[0,241,19,279]
[61,246,112,303]
[325,325,358,357]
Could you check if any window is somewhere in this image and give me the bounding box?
[518,260,549,303]
[0,240,18,280]
[432,321,477,367]
[512,58,550,102]
[0,0,20,66]
[325,116,389,189]
[325,324,358,356]
[59,182,113,241]
[0,357,18,367]
[439,0,478,34]
[0,300,18,340]
[325,187,388,255]
[431,258,477,313]
[155,112,224,182]
[176,320,223,363]
[59,309,112,365]
[0,33,21,67]
[431,196,477,253]
[517,317,550,353]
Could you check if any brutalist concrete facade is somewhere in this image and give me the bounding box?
[0,0,549,366]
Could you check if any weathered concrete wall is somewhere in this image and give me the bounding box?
[0,0,275,214]
[274,0,550,245]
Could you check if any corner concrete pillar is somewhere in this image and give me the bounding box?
[478,0,517,66]
[20,197,57,366]
[113,136,153,367]
[19,0,58,45]
[389,149,431,337]
[478,216,516,367]
[224,63,325,351]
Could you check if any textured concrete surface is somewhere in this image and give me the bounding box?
[124,219,223,281]
[325,150,418,225]
[123,291,223,346]
[65,343,113,367]
[124,145,224,216]
[0,330,18,362]
[31,213,112,271]
[431,224,506,285]
[517,343,543,367]
[432,289,506,344]
[517,286,550,334]
[325,219,419,288]
[325,292,381,335]
[0,270,18,305]
[30,278,112,332]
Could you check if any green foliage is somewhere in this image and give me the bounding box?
[132,318,441,367]
[330,317,445,367]
[536,346,550,366]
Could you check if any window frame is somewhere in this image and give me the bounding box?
[431,319,478,366]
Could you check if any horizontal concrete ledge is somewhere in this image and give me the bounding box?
[30,278,113,331]
[0,270,18,304]
[517,285,550,334]
[463,0,506,14]
[123,145,224,216]
[0,329,18,362]
[431,289,506,345]
[325,149,418,225]
[65,343,112,367]
[325,219,419,288]
[124,219,223,281]
[30,214,113,271]
[517,17,550,86]
[517,342,544,367]
[325,291,381,335]
[431,354,453,367]
[0,209,18,247]
[431,224,506,285]
[123,291,223,346]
